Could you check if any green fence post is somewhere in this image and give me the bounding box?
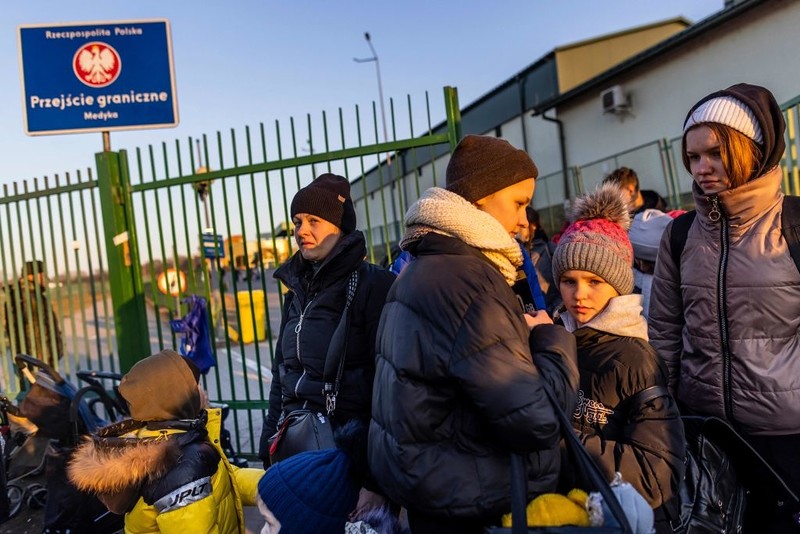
[95,149,149,373]
[444,86,462,150]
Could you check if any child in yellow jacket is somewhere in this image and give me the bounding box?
[68,349,263,533]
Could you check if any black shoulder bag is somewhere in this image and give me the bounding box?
[268,270,360,465]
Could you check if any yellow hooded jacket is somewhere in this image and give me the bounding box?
[69,408,263,534]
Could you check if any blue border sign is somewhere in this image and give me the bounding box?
[18,19,179,136]
[202,233,225,259]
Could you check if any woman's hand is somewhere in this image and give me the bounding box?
[524,310,553,330]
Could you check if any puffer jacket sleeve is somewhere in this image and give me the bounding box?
[648,222,684,396]
[449,296,577,454]
[359,264,396,363]
[264,293,294,440]
[148,442,223,533]
[579,382,685,512]
[530,324,579,413]
[232,466,265,506]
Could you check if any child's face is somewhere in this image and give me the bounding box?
[559,270,619,325]
[257,495,281,534]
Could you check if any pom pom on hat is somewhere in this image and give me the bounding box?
[552,184,634,295]
[446,135,538,203]
[291,173,356,234]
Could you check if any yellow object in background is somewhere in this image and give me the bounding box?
[236,290,266,343]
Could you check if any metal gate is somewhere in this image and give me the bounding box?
[123,86,462,457]
[11,88,800,459]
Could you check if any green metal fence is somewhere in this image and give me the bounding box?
[0,170,120,394]
[122,86,462,457]
[4,86,800,459]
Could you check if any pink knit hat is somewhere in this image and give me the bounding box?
[552,184,634,295]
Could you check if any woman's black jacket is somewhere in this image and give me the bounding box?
[261,231,395,444]
[368,233,579,520]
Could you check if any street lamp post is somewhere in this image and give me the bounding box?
[354,32,391,165]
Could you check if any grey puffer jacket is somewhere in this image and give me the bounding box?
[369,233,579,520]
[649,166,800,435]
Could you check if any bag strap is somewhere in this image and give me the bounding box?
[668,210,696,287]
[616,384,670,417]
[322,269,360,416]
[509,384,633,534]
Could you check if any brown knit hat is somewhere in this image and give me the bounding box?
[118,349,201,421]
[291,173,356,233]
[552,184,634,295]
[446,135,538,202]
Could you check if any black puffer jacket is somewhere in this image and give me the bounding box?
[570,327,684,530]
[263,231,395,440]
[369,233,579,520]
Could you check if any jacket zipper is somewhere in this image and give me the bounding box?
[293,298,314,396]
[710,196,734,421]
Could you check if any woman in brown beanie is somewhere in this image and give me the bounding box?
[259,173,395,515]
[649,83,800,530]
[369,135,579,533]
[552,184,684,533]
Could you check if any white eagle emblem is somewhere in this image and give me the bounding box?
[73,42,121,87]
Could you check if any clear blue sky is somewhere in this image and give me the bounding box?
[0,1,723,186]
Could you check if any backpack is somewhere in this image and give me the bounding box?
[677,415,800,532]
[669,195,800,274]
[632,386,799,531]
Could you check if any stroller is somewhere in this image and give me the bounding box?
[9,354,125,533]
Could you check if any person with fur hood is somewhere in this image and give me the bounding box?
[67,349,263,533]
[552,184,685,533]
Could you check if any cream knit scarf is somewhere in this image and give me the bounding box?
[400,187,522,285]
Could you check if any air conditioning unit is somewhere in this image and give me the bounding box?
[601,85,628,114]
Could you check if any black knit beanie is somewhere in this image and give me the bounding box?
[683,83,785,177]
[290,173,356,234]
[446,135,539,203]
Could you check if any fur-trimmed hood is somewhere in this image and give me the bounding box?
[68,417,206,496]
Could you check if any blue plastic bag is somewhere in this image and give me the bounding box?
[170,295,216,375]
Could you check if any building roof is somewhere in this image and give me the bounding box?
[535,0,766,112]
[351,14,705,197]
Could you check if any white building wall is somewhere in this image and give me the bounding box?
[558,0,800,200]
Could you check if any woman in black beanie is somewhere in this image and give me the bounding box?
[259,173,395,515]
[649,83,800,531]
